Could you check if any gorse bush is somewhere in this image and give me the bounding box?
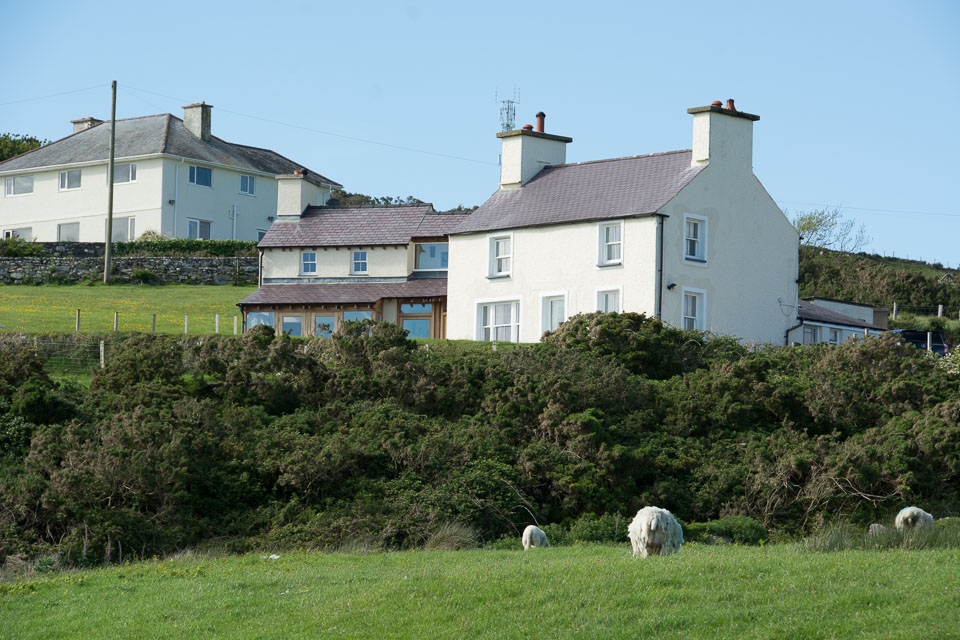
[0,237,46,257]
[684,516,767,545]
[1,316,959,565]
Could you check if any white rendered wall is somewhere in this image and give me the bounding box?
[262,244,410,280]
[162,158,307,240]
[446,217,659,342]
[0,158,163,241]
[658,162,799,345]
[0,156,311,242]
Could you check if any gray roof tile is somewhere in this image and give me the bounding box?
[0,114,340,187]
[259,205,469,248]
[798,300,882,330]
[454,150,704,234]
[238,279,447,306]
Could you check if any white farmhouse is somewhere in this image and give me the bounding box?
[446,101,800,344]
[0,103,339,242]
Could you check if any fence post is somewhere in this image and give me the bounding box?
[938,304,943,318]
[927,331,933,353]
[233,315,238,335]
[113,311,118,332]
[892,302,898,320]
[152,314,157,333]
[76,309,80,332]
[215,314,220,334]
[99,340,105,369]
[184,314,189,335]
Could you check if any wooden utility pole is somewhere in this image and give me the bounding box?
[103,80,117,284]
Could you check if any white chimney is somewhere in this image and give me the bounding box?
[688,99,759,172]
[182,102,213,141]
[276,170,326,220]
[497,111,572,188]
[70,117,103,133]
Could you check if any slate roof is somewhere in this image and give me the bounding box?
[238,279,447,306]
[259,205,469,248]
[0,114,340,187]
[454,150,704,234]
[798,300,882,330]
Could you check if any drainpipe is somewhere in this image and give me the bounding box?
[231,204,238,240]
[173,158,184,237]
[258,247,263,287]
[655,214,665,320]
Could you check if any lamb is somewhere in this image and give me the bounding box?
[868,523,888,536]
[521,525,550,550]
[627,506,684,557]
[895,506,934,532]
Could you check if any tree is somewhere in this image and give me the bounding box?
[0,133,48,162]
[330,188,424,207]
[790,208,870,252]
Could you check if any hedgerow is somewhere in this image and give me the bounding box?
[0,313,957,565]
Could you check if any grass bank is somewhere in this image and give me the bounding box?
[2,544,958,639]
[0,284,256,334]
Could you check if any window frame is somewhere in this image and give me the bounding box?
[683,213,708,265]
[188,165,213,188]
[540,292,567,335]
[57,222,80,242]
[4,175,34,197]
[246,311,275,331]
[596,286,622,313]
[413,242,449,271]
[476,298,521,343]
[597,220,624,267]
[681,286,707,331]
[187,218,212,240]
[301,250,317,275]
[59,169,82,192]
[828,328,840,345]
[105,216,135,242]
[112,163,137,184]
[351,249,368,275]
[281,315,304,337]
[239,174,256,196]
[487,233,513,278]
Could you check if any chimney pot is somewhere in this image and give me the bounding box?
[522,124,534,131]
[711,100,723,107]
[725,99,737,112]
[535,111,546,133]
[70,117,103,133]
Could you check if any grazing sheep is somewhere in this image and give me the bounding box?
[868,523,888,536]
[627,506,684,557]
[521,525,550,550]
[895,506,934,532]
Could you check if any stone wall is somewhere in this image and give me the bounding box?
[0,256,258,285]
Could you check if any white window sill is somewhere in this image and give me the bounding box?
[597,262,623,269]
[238,192,256,197]
[683,257,708,266]
[189,183,213,189]
[59,188,82,193]
[4,192,34,198]
[487,274,511,280]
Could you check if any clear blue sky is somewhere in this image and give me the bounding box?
[4,1,959,265]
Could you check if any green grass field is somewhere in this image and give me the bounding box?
[0,284,256,335]
[2,545,958,639]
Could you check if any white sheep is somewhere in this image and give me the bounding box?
[895,506,934,532]
[521,525,550,550]
[868,523,888,536]
[627,506,684,557]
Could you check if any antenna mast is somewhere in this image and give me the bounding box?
[496,86,519,132]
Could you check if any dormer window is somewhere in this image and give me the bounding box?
[414,242,448,270]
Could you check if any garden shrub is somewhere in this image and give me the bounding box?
[685,515,768,545]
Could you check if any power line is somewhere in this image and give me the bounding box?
[0,84,109,108]
[122,84,499,167]
[778,201,960,218]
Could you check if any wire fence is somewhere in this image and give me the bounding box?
[0,333,111,379]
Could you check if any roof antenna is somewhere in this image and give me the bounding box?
[495,85,519,132]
